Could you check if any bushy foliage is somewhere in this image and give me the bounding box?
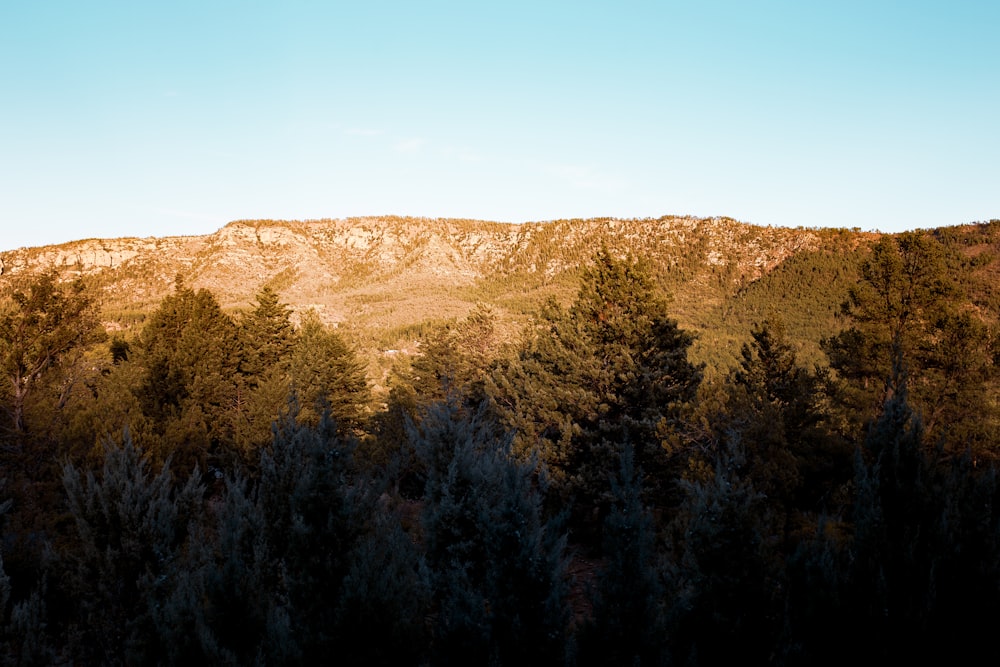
[413,398,571,666]
[579,445,666,666]
[60,431,203,665]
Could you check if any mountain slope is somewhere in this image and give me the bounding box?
[0,214,914,370]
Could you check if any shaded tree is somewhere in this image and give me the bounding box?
[0,271,102,435]
[822,232,997,450]
[489,248,702,538]
[288,310,370,435]
[664,436,783,666]
[579,444,666,666]
[60,432,203,665]
[414,398,571,666]
[134,279,241,470]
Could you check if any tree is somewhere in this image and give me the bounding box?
[727,320,848,512]
[579,444,666,666]
[488,247,702,536]
[133,280,241,470]
[664,437,783,666]
[0,271,102,434]
[822,232,997,449]
[409,303,502,408]
[414,398,571,666]
[238,286,295,380]
[60,432,203,664]
[230,287,298,457]
[288,310,370,435]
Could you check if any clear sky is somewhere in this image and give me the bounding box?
[1,1,997,251]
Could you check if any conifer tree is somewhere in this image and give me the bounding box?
[727,320,847,512]
[0,271,102,435]
[489,247,702,537]
[335,514,432,666]
[231,286,298,459]
[238,286,295,380]
[134,280,242,470]
[414,398,570,666]
[60,431,203,664]
[664,437,782,666]
[580,444,666,666]
[288,310,370,435]
[823,232,997,450]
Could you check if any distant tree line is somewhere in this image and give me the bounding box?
[1,233,999,665]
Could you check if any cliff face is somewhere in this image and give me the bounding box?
[0,215,862,339]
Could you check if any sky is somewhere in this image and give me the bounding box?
[1,1,998,251]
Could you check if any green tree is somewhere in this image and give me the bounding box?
[414,398,571,666]
[489,248,702,535]
[133,280,241,470]
[580,444,666,666]
[238,286,295,380]
[822,232,997,449]
[727,320,848,512]
[0,271,102,434]
[288,310,370,435]
[409,303,501,407]
[60,432,203,664]
[664,438,783,666]
[230,287,298,458]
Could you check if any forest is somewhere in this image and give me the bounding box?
[1,228,1000,666]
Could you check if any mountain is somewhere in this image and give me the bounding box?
[2,215,996,373]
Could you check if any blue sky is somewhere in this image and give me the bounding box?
[1,1,997,251]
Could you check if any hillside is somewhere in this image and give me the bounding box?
[4,215,997,372]
[5,217,1000,665]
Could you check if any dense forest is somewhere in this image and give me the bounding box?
[1,225,1000,665]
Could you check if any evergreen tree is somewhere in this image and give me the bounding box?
[335,514,432,666]
[288,310,370,435]
[134,279,242,471]
[580,444,666,666]
[822,232,997,451]
[190,407,367,664]
[230,287,299,461]
[664,437,783,666]
[489,247,702,538]
[414,398,571,666]
[727,320,848,513]
[845,380,1000,663]
[60,431,203,665]
[0,270,102,435]
[238,286,295,380]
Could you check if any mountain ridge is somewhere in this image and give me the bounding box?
[0,214,907,371]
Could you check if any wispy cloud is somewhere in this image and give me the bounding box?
[439,145,483,163]
[544,163,629,194]
[395,137,427,154]
[344,127,384,137]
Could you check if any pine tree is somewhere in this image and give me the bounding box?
[288,310,370,435]
[488,248,702,539]
[238,286,295,380]
[134,281,242,471]
[414,398,571,666]
[664,437,782,666]
[0,271,102,435]
[822,232,997,451]
[580,444,666,666]
[60,431,203,664]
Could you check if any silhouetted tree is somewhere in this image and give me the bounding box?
[414,398,571,666]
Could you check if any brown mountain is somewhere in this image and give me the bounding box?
[5,215,995,373]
